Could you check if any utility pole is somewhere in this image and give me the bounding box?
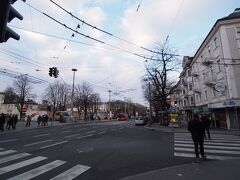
[108,90,112,119]
[71,68,77,123]
[149,82,153,125]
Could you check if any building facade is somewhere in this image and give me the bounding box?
[174,8,240,129]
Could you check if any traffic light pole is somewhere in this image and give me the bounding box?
[71,68,77,123]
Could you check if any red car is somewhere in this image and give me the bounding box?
[117,117,127,121]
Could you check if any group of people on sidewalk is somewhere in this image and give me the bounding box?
[188,113,211,163]
[0,113,18,131]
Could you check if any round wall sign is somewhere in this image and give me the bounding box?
[214,82,225,92]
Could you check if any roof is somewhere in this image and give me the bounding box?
[191,8,240,63]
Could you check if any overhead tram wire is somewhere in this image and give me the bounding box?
[24,2,104,44]
[49,0,179,56]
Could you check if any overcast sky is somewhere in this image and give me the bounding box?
[0,0,239,105]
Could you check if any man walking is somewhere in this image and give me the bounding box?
[201,114,211,140]
[25,115,31,127]
[188,113,206,163]
[0,113,5,131]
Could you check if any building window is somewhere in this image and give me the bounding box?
[184,100,187,106]
[190,96,194,105]
[217,60,221,72]
[195,94,198,103]
[189,83,193,91]
[213,37,218,49]
[187,69,191,77]
[205,90,208,99]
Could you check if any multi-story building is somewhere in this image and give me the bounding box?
[174,8,240,129]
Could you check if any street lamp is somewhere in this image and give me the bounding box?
[71,68,77,123]
[108,90,112,119]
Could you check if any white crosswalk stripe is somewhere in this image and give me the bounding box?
[174,133,240,160]
[8,160,66,180]
[50,164,91,180]
[0,148,91,179]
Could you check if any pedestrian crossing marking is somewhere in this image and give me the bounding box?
[8,160,66,180]
[0,150,16,156]
[0,148,91,179]
[50,164,91,180]
[0,153,30,165]
[174,133,240,160]
[0,156,47,175]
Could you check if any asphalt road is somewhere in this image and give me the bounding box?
[0,120,191,180]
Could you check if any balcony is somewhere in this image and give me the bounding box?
[202,59,213,66]
[203,76,216,86]
[193,87,201,93]
[192,72,199,77]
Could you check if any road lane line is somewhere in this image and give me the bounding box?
[174,137,240,142]
[97,131,106,135]
[0,150,16,156]
[34,133,51,138]
[0,148,4,151]
[61,130,73,133]
[77,134,94,139]
[65,134,81,138]
[0,139,17,143]
[40,141,68,149]
[50,164,91,180]
[8,160,66,180]
[0,156,47,175]
[86,131,96,134]
[24,139,53,147]
[0,153,30,164]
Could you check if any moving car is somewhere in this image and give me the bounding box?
[135,116,146,125]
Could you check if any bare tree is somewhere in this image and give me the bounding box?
[44,81,70,120]
[143,43,179,124]
[89,93,101,115]
[13,75,34,119]
[74,81,93,120]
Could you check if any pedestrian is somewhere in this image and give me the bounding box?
[5,115,10,130]
[188,113,206,163]
[45,114,49,126]
[25,115,31,127]
[37,115,42,126]
[201,114,211,140]
[13,115,18,130]
[0,113,5,131]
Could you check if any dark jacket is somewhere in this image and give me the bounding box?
[201,116,211,128]
[188,119,205,138]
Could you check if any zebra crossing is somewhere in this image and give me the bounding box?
[174,132,240,160]
[0,148,90,179]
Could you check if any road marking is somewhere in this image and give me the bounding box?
[175,147,240,155]
[109,129,117,131]
[97,131,106,135]
[34,133,51,138]
[65,134,81,138]
[175,140,240,146]
[0,139,17,143]
[8,160,66,180]
[174,137,240,143]
[77,134,94,139]
[174,143,240,150]
[86,131,96,134]
[0,150,16,156]
[24,139,53,147]
[0,156,47,175]
[61,130,73,133]
[50,164,91,180]
[174,152,240,160]
[0,153,30,164]
[0,148,4,151]
[40,141,68,149]
[174,138,240,144]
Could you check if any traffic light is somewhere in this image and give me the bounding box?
[49,67,53,77]
[53,67,59,78]
[0,0,24,43]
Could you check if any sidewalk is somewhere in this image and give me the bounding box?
[121,123,240,180]
[120,158,240,180]
[145,123,240,136]
[0,119,112,133]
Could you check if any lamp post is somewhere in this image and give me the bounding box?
[108,90,112,119]
[71,68,77,123]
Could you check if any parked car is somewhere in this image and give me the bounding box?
[117,117,127,121]
[135,116,146,125]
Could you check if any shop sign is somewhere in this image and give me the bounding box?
[223,100,236,107]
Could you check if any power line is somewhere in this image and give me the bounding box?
[24,1,104,44]
[49,0,179,56]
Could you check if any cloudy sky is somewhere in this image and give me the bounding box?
[0,0,239,105]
